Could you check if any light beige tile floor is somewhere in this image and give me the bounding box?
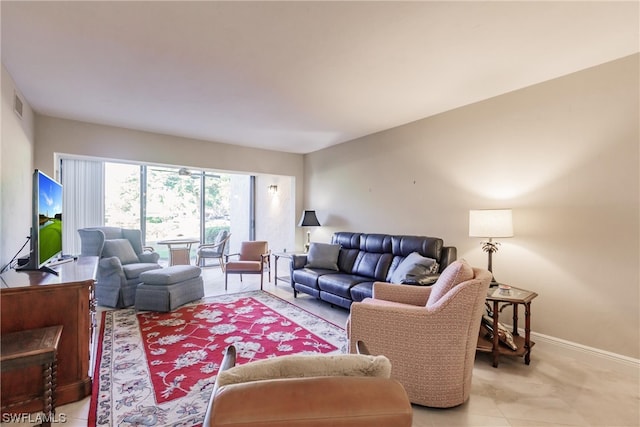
[3,266,638,426]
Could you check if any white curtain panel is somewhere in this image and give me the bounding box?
[61,158,104,256]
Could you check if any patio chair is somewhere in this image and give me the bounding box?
[195,230,231,269]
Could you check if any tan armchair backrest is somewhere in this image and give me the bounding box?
[238,241,268,261]
[203,345,412,427]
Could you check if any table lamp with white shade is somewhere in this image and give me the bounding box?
[469,209,513,286]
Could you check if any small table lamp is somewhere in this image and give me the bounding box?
[469,209,513,286]
[298,210,321,253]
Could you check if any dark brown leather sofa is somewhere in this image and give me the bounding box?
[291,232,457,309]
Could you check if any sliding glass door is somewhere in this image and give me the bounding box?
[104,162,247,264]
[144,166,201,261]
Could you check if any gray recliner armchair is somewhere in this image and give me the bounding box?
[78,227,162,308]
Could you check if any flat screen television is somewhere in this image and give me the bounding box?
[18,169,63,274]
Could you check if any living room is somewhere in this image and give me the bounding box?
[1,1,638,426]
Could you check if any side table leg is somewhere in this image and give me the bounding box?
[492,300,500,368]
[512,302,519,336]
[274,255,279,286]
[524,302,532,365]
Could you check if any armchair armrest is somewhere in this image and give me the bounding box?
[224,253,241,262]
[349,282,488,355]
[348,300,444,357]
[99,256,123,270]
[138,251,160,263]
[97,256,127,283]
[198,234,231,252]
[198,242,223,250]
[372,282,432,306]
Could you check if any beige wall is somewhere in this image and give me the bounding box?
[34,116,305,253]
[304,55,639,359]
[3,55,638,358]
[1,65,35,265]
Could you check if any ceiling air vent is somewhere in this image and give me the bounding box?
[13,92,23,119]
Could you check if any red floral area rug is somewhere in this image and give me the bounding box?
[89,291,346,426]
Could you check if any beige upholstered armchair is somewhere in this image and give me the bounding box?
[224,241,270,290]
[347,259,492,408]
[202,344,412,427]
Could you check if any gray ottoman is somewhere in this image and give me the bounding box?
[135,265,204,312]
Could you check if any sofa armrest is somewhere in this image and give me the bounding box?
[372,282,432,306]
[439,246,457,271]
[291,254,308,270]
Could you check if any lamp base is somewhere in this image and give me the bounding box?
[304,231,311,253]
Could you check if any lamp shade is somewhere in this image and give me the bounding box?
[298,210,321,227]
[469,209,513,238]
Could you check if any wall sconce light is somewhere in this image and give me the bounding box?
[469,208,513,286]
[268,185,278,195]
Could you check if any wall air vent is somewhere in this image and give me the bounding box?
[14,92,23,119]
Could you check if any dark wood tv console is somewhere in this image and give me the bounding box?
[0,257,97,414]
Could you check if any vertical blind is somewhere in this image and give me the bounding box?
[61,158,104,255]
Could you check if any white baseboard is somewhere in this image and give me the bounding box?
[530,330,640,376]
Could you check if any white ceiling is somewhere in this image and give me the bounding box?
[2,1,638,154]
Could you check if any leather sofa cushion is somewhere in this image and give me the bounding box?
[332,232,362,249]
[305,243,340,270]
[359,233,392,253]
[318,274,369,298]
[352,252,393,281]
[391,235,443,259]
[292,268,334,289]
[350,282,375,302]
[337,248,359,273]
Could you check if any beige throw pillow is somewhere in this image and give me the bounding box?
[217,353,391,387]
